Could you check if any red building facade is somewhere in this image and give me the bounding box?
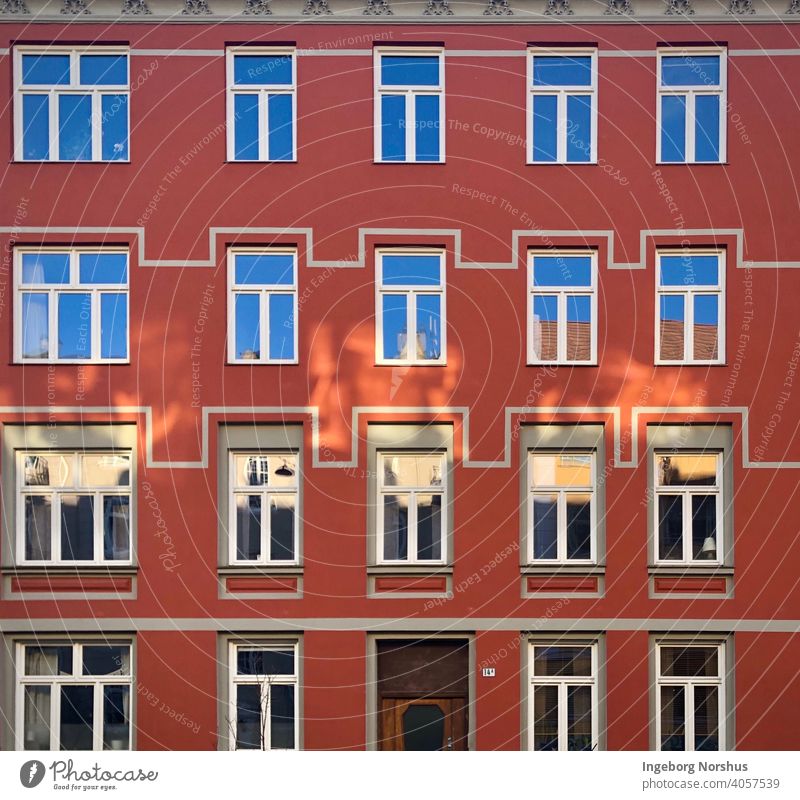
[1,1,800,752]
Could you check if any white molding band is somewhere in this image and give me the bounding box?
[2,225,798,270]
[1,404,796,471]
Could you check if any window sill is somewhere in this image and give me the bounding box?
[219,565,303,576]
[368,564,452,597]
[1,565,137,598]
[4,564,137,575]
[648,566,733,598]
[218,565,303,598]
[368,564,452,575]
[521,564,604,597]
[648,565,732,576]
[521,564,604,576]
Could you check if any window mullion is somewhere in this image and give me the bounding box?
[557,92,567,163]
[558,681,567,751]
[406,90,416,162]
[685,289,694,361]
[261,290,270,363]
[263,489,271,565]
[95,489,102,565]
[687,92,696,163]
[49,288,58,360]
[686,682,695,752]
[409,490,418,563]
[558,292,567,363]
[92,290,101,361]
[557,491,567,561]
[53,491,61,562]
[408,292,417,364]
[261,91,269,162]
[92,92,101,162]
[683,491,691,562]
[49,88,59,162]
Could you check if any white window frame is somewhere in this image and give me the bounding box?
[373,47,445,164]
[16,450,134,566]
[656,47,727,164]
[15,641,133,751]
[528,451,596,564]
[655,641,726,752]
[527,249,597,365]
[655,248,725,365]
[228,451,300,566]
[225,46,297,163]
[375,248,446,366]
[13,45,130,163]
[653,450,723,566]
[227,247,298,365]
[14,247,130,364]
[527,48,598,165]
[376,450,447,565]
[228,641,299,751]
[528,641,598,751]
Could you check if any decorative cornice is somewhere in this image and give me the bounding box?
[121,0,150,13]
[727,0,754,12]
[604,0,633,13]
[665,0,694,13]
[182,0,211,13]
[789,0,800,12]
[484,0,512,15]
[423,0,453,13]
[60,0,90,13]
[545,0,573,14]
[242,0,271,12]
[363,0,391,13]
[302,0,332,13]
[0,0,28,12]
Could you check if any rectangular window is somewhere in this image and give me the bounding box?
[377,452,445,564]
[657,642,725,751]
[529,452,595,563]
[656,250,724,364]
[18,451,132,565]
[229,452,298,564]
[529,642,597,751]
[654,451,721,565]
[229,642,298,750]
[528,49,597,164]
[226,48,296,162]
[657,48,726,164]
[529,251,596,364]
[14,47,129,162]
[16,641,132,750]
[15,249,129,363]
[374,49,444,163]
[228,249,297,363]
[376,250,445,365]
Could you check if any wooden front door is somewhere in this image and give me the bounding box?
[379,697,467,751]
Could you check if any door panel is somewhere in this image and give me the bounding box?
[380,697,467,750]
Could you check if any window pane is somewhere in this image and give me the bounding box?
[24,686,51,750]
[661,55,720,87]
[100,294,128,359]
[60,494,94,560]
[233,94,260,160]
[660,254,719,286]
[268,293,295,360]
[270,495,295,561]
[415,94,440,162]
[416,294,442,360]
[80,55,128,86]
[235,294,260,360]
[533,55,592,87]
[103,686,130,750]
[659,295,685,361]
[381,55,440,86]
[417,493,442,560]
[693,295,719,361]
[234,54,293,86]
[661,646,719,677]
[83,454,130,486]
[83,645,130,676]
[381,294,408,360]
[25,645,73,676]
[25,495,52,560]
[60,685,94,750]
[566,295,591,361]
[235,454,297,488]
[236,495,261,560]
[22,54,71,85]
[22,252,70,284]
[533,256,592,288]
[58,94,92,161]
[532,454,592,488]
[533,685,559,750]
[566,493,592,560]
[694,686,720,751]
[270,684,295,749]
[567,685,593,751]
[383,455,443,488]
[658,495,683,561]
[661,95,686,162]
[101,95,128,160]
[381,94,406,161]
[533,646,592,677]
[382,254,440,286]
[532,295,558,361]
[235,684,261,749]
[103,496,130,560]
[235,253,294,286]
[532,494,557,560]
[695,94,720,162]
[79,253,128,284]
[660,685,686,751]
[383,494,408,560]
[267,93,293,161]
[58,293,92,359]
[21,294,49,359]
[658,454,717,486]
[237,648,294,676]
[25,454,70,487]
[692,494,717,561]
[22,94,50,160]
[566,95,592,162]
[532,94,557,162]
